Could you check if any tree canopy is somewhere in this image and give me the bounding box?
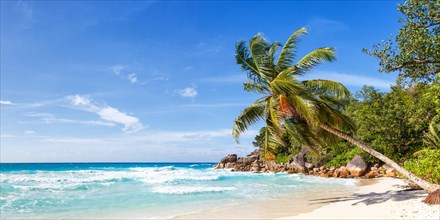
[363,0,440,83]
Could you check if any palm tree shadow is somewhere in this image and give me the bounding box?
[309,189,426,206]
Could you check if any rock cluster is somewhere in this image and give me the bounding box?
[214,150,261,171]
[214,152,398,179]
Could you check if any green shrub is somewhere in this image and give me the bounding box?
[404,149,440,184]
[275,155,290,164]
[323,142,379,167]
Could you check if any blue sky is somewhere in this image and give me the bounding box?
[1,0,401,162]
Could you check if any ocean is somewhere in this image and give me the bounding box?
[0,163,356,219]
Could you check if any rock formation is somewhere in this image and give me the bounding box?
[346,155,368,176]
[215,152,393,180]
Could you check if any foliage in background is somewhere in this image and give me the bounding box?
[363,0,439,83]
[404,149,440,184]
[323,143,379,167]
[255,82,438,168]
[344,84,437,162]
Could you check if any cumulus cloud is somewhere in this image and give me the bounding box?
[0,100,14,105]
[67,95,144,133]
[97,107,143,133]
[178,87,198,98]
[127,73,138,83]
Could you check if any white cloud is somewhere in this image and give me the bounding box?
[178,87,198,98]
[97,107,143,133]
[0,100,14,105]
[22,112,116,127]
[69,94,91,106]
[67,95,144,133]
[68,95,99,112]
[1,127,259,162]
[24,130,36,135]
[301,71,393,89]
[127,73,138,83]
[308,17,349,33]
[108,65,126,75]
[108,65,142,84]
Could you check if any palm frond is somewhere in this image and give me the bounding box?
[262,126,280,160]
[235,40,263,84]
[267,96,283,134]
[276,27,308,71]
[235,40,258,73]
[316,101,355,131]
[269,42,281,64]
[269,76,304,95]
[243,82,269,94]
[276,66,298,79]
[302,79,350,100]
[284,120,318,149]
[232,98,265,142]
[249,33,271,80]
[287,93,318,125]
[424,119,440,149]
[295,47,336,74]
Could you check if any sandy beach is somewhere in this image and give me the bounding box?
[282,177,439,220]
[174,177,439,220]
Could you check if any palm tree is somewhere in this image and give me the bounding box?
[232,27,440,193]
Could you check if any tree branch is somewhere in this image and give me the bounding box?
[388,60,440,72]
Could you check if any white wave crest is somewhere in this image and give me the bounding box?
[152,186,237,194]
[0,167,224,192]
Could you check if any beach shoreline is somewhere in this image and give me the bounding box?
[173,183,358,219]
[280,177,439,220]
[173,177,439,220]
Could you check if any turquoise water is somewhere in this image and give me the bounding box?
[0,163,356,219]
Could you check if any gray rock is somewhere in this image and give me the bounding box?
[241,156,257,165]
[265,160,278,172]
[221,154,237,164]
[346,155,368,177]
[339,166,349,178]
[224,162,236,169]
[329,166,336,172]
[290,153,307,173]
[214,163,224,169]
[305,162,314,170]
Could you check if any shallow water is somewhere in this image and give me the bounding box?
[0,163,356,219]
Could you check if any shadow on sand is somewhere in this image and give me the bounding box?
[308,188,426,206]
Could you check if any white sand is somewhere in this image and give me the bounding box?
[280,178,440,220]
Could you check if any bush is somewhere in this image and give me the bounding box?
[275,155,290,164]
[404,149,440,184]
[323,142,379,167]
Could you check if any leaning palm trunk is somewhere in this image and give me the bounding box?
[320,123,440,193]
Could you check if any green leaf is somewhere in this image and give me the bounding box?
[232,98,266,142]
[302,79,351,100]
[276,27,308,71]
[295,47,336,74]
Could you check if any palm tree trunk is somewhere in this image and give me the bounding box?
[320,123,440,193]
